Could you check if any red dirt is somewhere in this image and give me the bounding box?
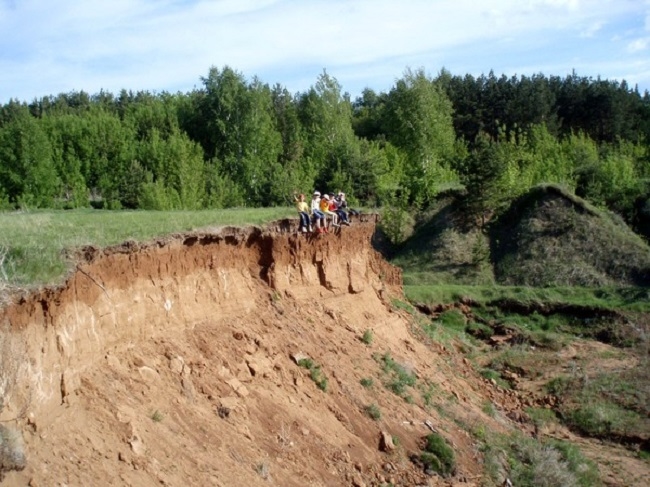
[0,217,646,486]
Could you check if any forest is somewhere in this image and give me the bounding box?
[1,66,649,234]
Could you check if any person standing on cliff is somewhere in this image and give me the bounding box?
[294,193,311,233]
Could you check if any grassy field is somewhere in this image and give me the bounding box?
[0,207,295,287]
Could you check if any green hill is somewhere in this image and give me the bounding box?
[393,185,650,287]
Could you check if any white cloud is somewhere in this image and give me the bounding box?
[580,21,604,37]
[628,37,650,52]
[0,0,648,101]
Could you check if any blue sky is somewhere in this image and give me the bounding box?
[1,0,649,103]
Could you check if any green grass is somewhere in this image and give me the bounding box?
[297,358,328,392]
[566,401,640,438]
[361,329,374,345]
[364,403,381,420]
[419,433,455,477]
[0,207,295,287]
[375,351,417,399]
[360,377,374,388]
[404,283,650,312]
[481,431,601,487]
[150,409,164,422]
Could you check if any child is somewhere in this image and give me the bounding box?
[293,193,311,232]
[320,194,338,228]
[337,192,359,220]
[328,194,344,226]
[333,193,350,225]
[311,191,326,232]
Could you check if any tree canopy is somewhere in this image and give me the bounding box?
[0,65,648,237]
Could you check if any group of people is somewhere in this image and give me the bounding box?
[294,191,355,233]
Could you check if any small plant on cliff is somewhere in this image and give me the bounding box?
[376,352,417,399]
[298,359,328,392]
[360,377,374,388]
[365,403,381,420]
[417,433,456,477]
[361,329,374,345]
[150,409,164,422]
[254,461,270,479]
[391,298,416,314]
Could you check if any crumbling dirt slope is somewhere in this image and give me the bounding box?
[0,217,622,486]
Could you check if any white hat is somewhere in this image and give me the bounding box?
[313,191,320,196]
[323,194,330,200]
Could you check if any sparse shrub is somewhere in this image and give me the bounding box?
[481,432,600,487]
[297,358,314,369]
[365,403,381,420]
[151,410,164,422]
[361,329,374,345]
[298,358,328,392]
[420,382,437,408]
[566,401,638,438]
[310,367,328,392]
[480,368,510,389]
[254,462,270,479]
[360,377,374,388]
[377,352,417,398]
[482,401,496,417]
[526,407,557,428]
[545,375,570,396]
[419,433,455,477]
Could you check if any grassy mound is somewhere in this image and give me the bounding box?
[490,185,650,287]
[391,193,495,286]
[393,185,650,288]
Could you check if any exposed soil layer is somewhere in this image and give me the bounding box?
[1,216,648,486]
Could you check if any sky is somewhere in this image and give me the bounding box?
[1,0,649,104]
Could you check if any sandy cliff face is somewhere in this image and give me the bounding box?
[7,218,485,487]
[4,217,647,487]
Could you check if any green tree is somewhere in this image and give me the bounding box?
[0,106,60,207]
[200,67,282,205]
[383,68,458,204]
[136,128,206,209]
[41,114,89,207]
[297,70,358,193]
[457,133,507,226]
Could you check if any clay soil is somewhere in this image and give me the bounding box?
[0,217,647,486]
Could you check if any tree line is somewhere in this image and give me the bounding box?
[0,66,648,229]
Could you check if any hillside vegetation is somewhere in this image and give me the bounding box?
[386,184,650,485]
[393,184,650,288]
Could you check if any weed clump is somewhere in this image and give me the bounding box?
[481,432,600,487]
[298,358,328,392]
[417,433,455,477]
[375,352,417,399]
[365,403,381,420]
[361,329,374,345]
[360,377,374,388]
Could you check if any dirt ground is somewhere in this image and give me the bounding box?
[0,217,647,486]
